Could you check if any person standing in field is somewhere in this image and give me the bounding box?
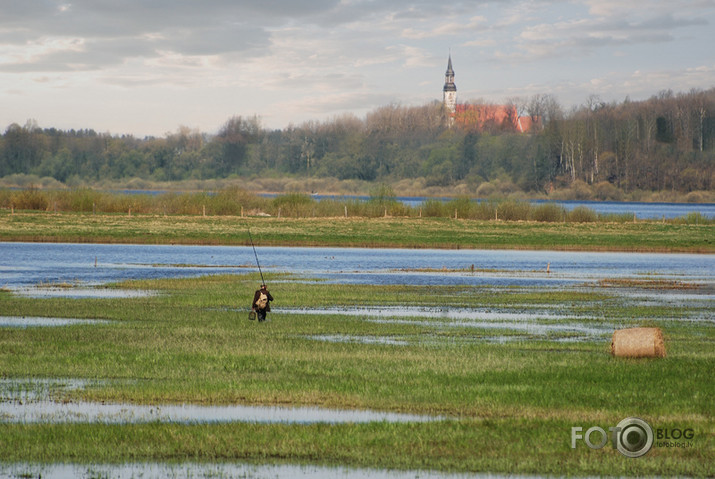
[252,284,273,322]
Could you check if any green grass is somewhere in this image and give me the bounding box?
[0,211,713,252]
[0,274,712,475]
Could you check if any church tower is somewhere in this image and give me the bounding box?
[442,54,457,114]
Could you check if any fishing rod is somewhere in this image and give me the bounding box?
[248,229,265,286]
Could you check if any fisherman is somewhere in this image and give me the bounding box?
[251,284,273,322]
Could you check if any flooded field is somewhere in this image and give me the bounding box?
[2,242,713,290]
[1,242,712,477]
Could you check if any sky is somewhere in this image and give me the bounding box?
[1,0,714,137]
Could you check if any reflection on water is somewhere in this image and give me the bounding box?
[306,334,409,346]
[0,378,443,425]
[0,316,111,328]
[10,287,157,299]
[0,378,101,401]
[283,306,614,341]
[0,462,518,479]
[0,401,443,425]
[366,318,612,339]
[1,242,713,290]
[281,306,587,321]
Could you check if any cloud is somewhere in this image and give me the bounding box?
[582,0,715,18]
[1,0,713,134]
[401,16,488,40]
[505,8,709,62]
[0,0,331,73]
[276,90,395,119]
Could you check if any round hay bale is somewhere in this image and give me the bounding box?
[611,327,665,358]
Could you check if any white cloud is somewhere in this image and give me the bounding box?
[0,0,713,134]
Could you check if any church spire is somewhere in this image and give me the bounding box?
[443,53,457,114]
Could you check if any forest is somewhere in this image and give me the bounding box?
[1,87,713,200]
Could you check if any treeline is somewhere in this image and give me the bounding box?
[1,88,714,197]
[2,186,711,225]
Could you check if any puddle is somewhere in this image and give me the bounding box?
[306,334,408,346]
[0,316,111,328]
[280,306,614,340]
[365,318,613,338]
[0,462,529,479]
[0,401,445,424]
[304,333,599,346]
[0,378,101,401]
[10,287,157,299]
[612,289,715,305]
[0,379,443,425]
[280,306,584,322]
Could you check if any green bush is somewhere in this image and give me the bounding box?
[445,197,472,219]
[568,206,598,223]
[530,202,565,222]
[681,212,712,225]
[421,199,447,217]
[63,188,104,212]
[212,187,262,215]
[0,189,13,208]
[496,200,530,221]
[272,192,315,217]
[11,187,49,211]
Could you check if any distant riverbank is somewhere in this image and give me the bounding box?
[0,212,712,253]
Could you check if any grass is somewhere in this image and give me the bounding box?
[0,273,712,475]
[0,210,713,252]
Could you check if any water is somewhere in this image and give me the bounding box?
[283,306,616,341]
[307,334,410,346]
[0,242,710,477]
[10,287,156,299]
[0,462,522,479]
[0,316,111,328]
[0,378,443,425]
[0,400,443,424]
[1,242,713,290]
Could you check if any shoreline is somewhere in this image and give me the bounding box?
[0,212,713,253]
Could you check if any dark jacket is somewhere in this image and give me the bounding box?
[252,288,273,311]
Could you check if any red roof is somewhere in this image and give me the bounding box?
[452,104,538,133]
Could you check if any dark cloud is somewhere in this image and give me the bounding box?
[0,0,331,72]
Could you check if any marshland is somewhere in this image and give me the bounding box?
[0,188,713,477]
